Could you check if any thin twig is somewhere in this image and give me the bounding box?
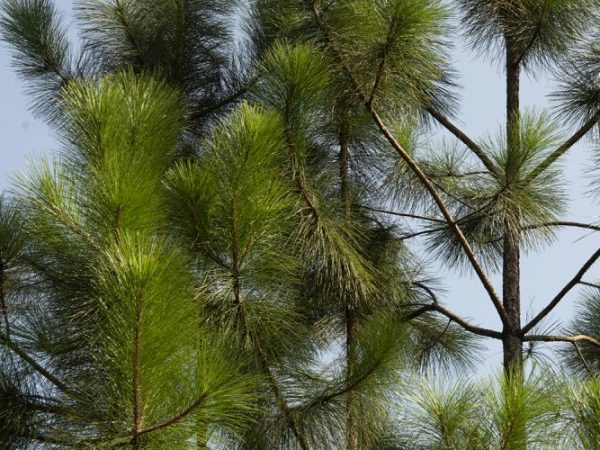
[136,393,209,437]
[360,205,445,224]
[573,342,592,375]
[523,221,600,233]
[0,334,83,402]
[580,281,600,290]
[405,303,502,340]
[426,107,499,177]
[420,318,452,357]
[526,111,600,183]
[0,260,10,338]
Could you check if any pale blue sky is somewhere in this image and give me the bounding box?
[1,0,599,373]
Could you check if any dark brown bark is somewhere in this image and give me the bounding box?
[503,36,526,450]
[502,38,524,376]
[502,226,523,374]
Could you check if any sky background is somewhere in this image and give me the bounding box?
[1,0,599,375]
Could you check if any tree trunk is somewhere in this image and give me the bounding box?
[503,38,524,376]
[339,116,359,450]
[504,36,526,450]
[502,226,522,374]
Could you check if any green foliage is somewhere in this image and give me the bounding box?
[396,372,563,450]
[553,38,600,125]
[390,110,567,272]
[1,73,259,448]
[456,0,600,69]
[325,0,454,113]
[565,286,600,376]
[564,377,600,449]
[253,40,331,125]
[0,0,72,119]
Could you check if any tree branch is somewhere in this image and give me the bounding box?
[367,14,399,106]
[406,303,502,340]
[524,221,600,233]
[412,282,440,304]
[522,247,600,334]
[0,334,83,402]
[360,205,445,224]
[526,111,600,183]
[426,107,499,177]
[229,192,309,450]
[524,334,600,349]
[137,393,209,437]
[302,0,509,328]
[580,281,600,290]
[189,80,255,121]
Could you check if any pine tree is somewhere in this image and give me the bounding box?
[3,0,600,449]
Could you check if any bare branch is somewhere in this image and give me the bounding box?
[0,334,83,402]
[522,247,600,334]
[137,393,209,437]
[524,221,600,233]
[426,107,499,177]
[524,334,600,349]
[580,281,600,290]
[189,79,255,121]
[412,282,440,305]
[360,205,445,224]
[399,228,440,241]
[526,111,600,183]
[406,303,503,340]
[419,318,452,357]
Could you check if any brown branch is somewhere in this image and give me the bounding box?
[420,318,452,356]
[524,334,600,349]
[189,81,254,121]
[399,228,440,241]
[229,190,309,450]
[397,188,507,241]
[426,107,499,177]
[360,205,445,224]
[406,303,503,340]
[526,111,600,183]
[367,14,399,106]
[522,247,600,334]
[413,282,440,305]
[580,281,600,290]
[137,393,209,437]
[523,221,600,233]
[131,295,144,448]
[514,0,550,67]
[0,334,83,402]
